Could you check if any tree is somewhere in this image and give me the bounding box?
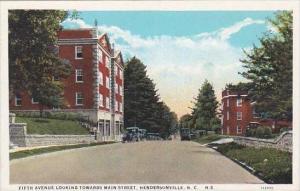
[191,80,219,130]
[225,82,252,93]
[179,114,193,129]
[9,10,72,116]
[240,11,292,121]
[124,57,177,137]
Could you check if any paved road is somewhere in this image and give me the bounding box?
[10,141,264,184]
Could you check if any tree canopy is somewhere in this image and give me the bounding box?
[9,10,72,115]
[190,80,220,130]
[240,11,292,120]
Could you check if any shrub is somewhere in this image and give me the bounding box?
[279,127,290,134]
[245,128,256,137]
[246,126,273,139]
[263,126,272,138]
[255,126,265,138]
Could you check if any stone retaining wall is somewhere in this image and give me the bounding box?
[9,123,97,147]
[233,131,292,152]
[25,134,96,147]
[9,123,27,147]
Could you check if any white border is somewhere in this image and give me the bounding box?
[0,1,299,191]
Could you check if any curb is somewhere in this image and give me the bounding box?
[10,142,118,164]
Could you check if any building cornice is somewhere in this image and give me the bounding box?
[222,95,248,100]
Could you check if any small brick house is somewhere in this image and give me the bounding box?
[9,28,124,141]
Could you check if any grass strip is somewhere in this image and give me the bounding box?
[16,117,90,135]
[10,141,115,160]
[212,142,292,184]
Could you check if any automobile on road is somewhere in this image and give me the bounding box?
[180,128,191,141]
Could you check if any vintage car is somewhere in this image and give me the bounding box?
[180,128,191,141]
[122,127,141,142]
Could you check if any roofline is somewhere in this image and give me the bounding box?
[60,28,95,31]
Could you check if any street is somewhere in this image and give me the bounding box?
[10,141,264,184]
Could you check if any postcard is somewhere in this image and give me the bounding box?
[0,1,299,191]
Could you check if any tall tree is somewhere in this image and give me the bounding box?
[179,114,193,129]
[225,82,252,93]
[191,80,219,130]
[240,11,292,120]
[9,10,72,116]
[124,57,176,137]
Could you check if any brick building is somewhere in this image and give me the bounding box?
[9,28,124,141]
[221,89,292,136]
[221,90,253,136]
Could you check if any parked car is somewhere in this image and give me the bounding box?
[138,129,147,141]
[180,128,191,141]
[146,133,162,141]
[122,127,140,142]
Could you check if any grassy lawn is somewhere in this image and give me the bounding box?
[16,117,89,135]
[10,142,115,160]
[215,143,292,184]
[193,134,228,144]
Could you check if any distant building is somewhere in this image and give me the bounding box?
[9,28,124,141]
[221,89,292,136]
[221,90,252,136]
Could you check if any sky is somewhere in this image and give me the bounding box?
[61,11,277,118]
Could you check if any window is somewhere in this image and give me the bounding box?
[76,92,83,106]
[227,98,229,107]
[237,112,242,120]
[115,83,118,94]
[115,121,120,135]
[106,97,110,109]
[237,125,242,134]
[227,111,229,120]
[99,71,103,85]
[119,102,122,112]
[75,46,83,59]
[98,119,104,135]
[99,93,104,107]
[120,70,123,79]
[106,76,110,89]
[115,101,118,111]
[98,49,103,63]
[31,97,39,104]
[114,65,117,76]
[237,98,242,107]
[105,56,110,68]
[227,126,230,134]
[76,69,83,82]
[15,94,22,106]
[105,120,110,136]
[119,86,123,96]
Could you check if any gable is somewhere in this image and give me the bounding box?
[115,52,124,67]
[98,33,111,54]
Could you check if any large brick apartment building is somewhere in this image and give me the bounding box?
[9,28,124,141]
